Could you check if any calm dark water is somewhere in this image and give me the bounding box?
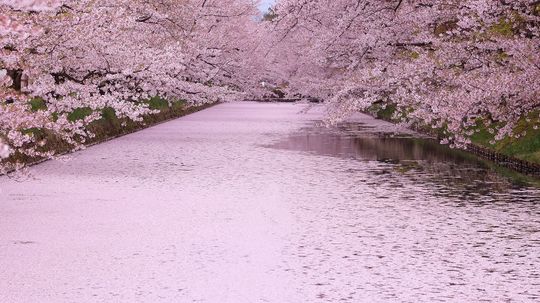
[270,122,540,201]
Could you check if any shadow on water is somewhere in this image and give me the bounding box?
[267,122,540,202]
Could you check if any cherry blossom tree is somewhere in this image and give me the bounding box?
[1,0,262,172]
[3,0,538,173]
[264,0,540,146]
[1,0,62,164]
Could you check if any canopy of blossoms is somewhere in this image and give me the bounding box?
[261,0,540,146]
[0,0,264,172]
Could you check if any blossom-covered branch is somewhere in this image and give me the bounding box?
[0,0,262,170]
[263,0,540,146]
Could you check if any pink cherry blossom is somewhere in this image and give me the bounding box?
[261,0,540,146]
[1,0,263,172]
[1,0,539,172]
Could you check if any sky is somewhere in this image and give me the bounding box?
[258,0,276,13]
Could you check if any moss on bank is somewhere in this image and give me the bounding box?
[470,119,540,164]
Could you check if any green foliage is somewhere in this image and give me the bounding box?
[470,111,540,163]
[51,112,59,122]
[146,96,169,110]
[67,107,93,122]
[397,50,420,60]
[469,124,495,147]
[375,103,398,121]
[170,99,186,110]
[22,127,45,137]
[100,107,118,122]
[489,18,515,37]
[29,98,47,112]
[498,114,540,163]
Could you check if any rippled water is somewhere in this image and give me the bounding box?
[0,102,539,302]
[268,120,540,302]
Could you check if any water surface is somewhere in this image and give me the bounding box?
[0,102,539,302]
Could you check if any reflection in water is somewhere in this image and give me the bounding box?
[272,132,478,163]
[269,122,540,200]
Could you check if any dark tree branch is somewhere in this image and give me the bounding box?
[395,0,404,12]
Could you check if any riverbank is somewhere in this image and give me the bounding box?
[367,103,540,178]
[1,99,217,172]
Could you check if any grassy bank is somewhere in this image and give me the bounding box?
[3,98,217,169]
[367,103,540,173]
[468,111,540,164]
